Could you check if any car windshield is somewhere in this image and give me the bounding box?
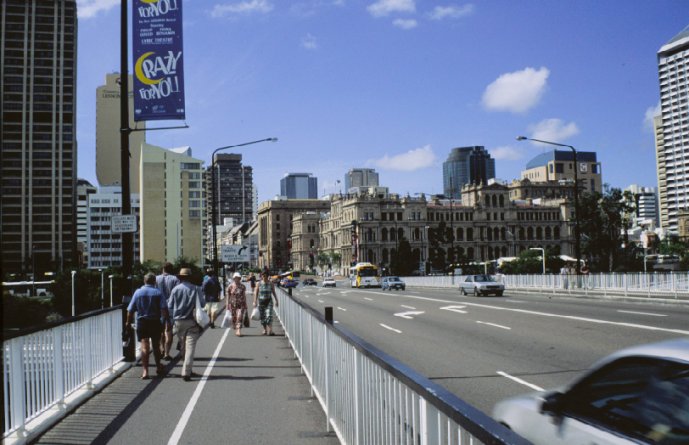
[387,277,400,281]
[474,275,494,282]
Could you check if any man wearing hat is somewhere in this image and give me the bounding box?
[168,267,205,381]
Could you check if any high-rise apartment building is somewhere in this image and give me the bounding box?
[139,143,205,265]
[345,168,379,191]
[280,173,318,199]
[626,185,659,228]
[77,179,98,266]
[656,26,689,232]
[96,73,146,192]
[206,153,254,226]
[87,187,141,269]
[521,150,602,195]
[443,147,495,200]
[1,0,78,275]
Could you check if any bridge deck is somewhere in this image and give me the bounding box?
[32,319,339,445]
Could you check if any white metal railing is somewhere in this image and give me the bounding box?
[402,272,689,299]
[275,288,529,445]
[3,308,123,438]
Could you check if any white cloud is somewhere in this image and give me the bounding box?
[76,0,119,19]
[482,67,550,113]
[643,102,661,132]
[301,33,319,50]
[211,0,274,18]
[428,4,474,20]
[393,18,418,29]
[367,0,415,17]
[367,145,436,171]
[490,146,523,161]
[528,118,580,143]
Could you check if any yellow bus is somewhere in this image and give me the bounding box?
[349,262,380,288]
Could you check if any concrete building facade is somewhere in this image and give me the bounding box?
[77,179,97,266]
[96,73,145,192]
[521,150,602,195]
[290,213,322,272]
[139,143,205,265]
[1,0,78,275]
[345,168,379,192]
[656,26,689,232]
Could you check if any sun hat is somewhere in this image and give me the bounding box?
[233,272,242,278]
[179,268,192,276]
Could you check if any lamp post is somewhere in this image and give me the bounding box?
[211,138,277,275]
[108,274,114,306]
[517,136,581,276]
[70,270,77,317]
[529,247,546,274]
[99,269,104,308]
[424,225,430,275]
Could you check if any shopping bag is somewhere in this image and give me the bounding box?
[243,310,250,327]
[194,295,210,329]
[250,307,260,321]
[220,310,232,328]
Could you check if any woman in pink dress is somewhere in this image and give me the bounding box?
[226,272,247,337]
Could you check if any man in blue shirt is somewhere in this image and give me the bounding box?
[202,269,222,328]
[168,268,205,381]
[127,272,169,379]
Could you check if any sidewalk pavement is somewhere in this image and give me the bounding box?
[32,314,340,445]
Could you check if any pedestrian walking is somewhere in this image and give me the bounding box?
[168,268,205,381]
[253,271,279,336]
[126,273,168,379]
[156,262,180,361]
[249,272,257,292]
[202,269,222,328]
[226,272,247,337]
[560,265,569,289]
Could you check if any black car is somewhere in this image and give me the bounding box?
[303,278,317,286]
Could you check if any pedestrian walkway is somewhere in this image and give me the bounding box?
[32,317,340,445]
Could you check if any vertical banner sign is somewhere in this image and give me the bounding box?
[132,0,185,121]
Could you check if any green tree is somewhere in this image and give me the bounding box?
[391,236,415,276]
[428,221,449,271]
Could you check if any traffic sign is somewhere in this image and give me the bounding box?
[221,245,250,262]
[111,215,138,233]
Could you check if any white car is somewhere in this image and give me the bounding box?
[493,337,689,445]
[322,277,336,287]
[459,274,505,296]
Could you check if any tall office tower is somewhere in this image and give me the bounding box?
[345,168,379,191]
[654,115,669,229]
[1,0,78,276]
[139,143,205,265]
[280,173,318,199]
[206,153,254,227]
[521,150,602,194]
[96,73,145,192]
[443,147,496,199]
[87,187,141,269]
[626,185,659,228]
[77,179,98,267]
[656,26,689,232]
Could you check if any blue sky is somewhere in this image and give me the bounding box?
[75,0,688,202]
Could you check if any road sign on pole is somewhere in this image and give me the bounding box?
[111,215,138,233]
[220,245,250,263]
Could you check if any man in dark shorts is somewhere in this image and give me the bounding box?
[127,272,169,379]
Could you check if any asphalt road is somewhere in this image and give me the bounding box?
[293,281,689,416]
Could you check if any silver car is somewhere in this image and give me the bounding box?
[459,274,505,296]
[493,337,689,445]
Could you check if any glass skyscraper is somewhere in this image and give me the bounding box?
[280,173,318,199]
[443,146,496,200]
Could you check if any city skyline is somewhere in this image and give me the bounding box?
[74,1,688,203]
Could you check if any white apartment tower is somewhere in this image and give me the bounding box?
[656,26,689,232]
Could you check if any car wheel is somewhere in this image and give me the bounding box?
[460,287,466,295]
[473,288,480,297]
[496,291,504,296]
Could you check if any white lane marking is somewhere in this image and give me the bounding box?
[379,323,402,334]
[334,320,340,324]
[168,328,230,445]
[304,295,310,298]
[617,310,667,317]
[394,310,425,319]
[497,371,544,392]
[363,291,689,336]
[318,299,324,303]
[364,297,373,301]
[337,306,347,312]
[440,305,468,314]
[340,291,350,295]
[401,304,417,310]
[477,321,511,330]
[506,300,527,303]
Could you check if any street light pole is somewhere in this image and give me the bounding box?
[517,136,581,275]
[211,138,277,275]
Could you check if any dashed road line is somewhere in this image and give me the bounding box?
[401,304,416,310]
[379,323,402,334]
[476,321,511,330]
[364,297,373,301]
[318,299,324,303]
[497,371,544,392]
[337,306,347,311]
[617,310,667,317]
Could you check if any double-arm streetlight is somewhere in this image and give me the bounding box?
[517,136,581,275]
[211,138,278,275]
